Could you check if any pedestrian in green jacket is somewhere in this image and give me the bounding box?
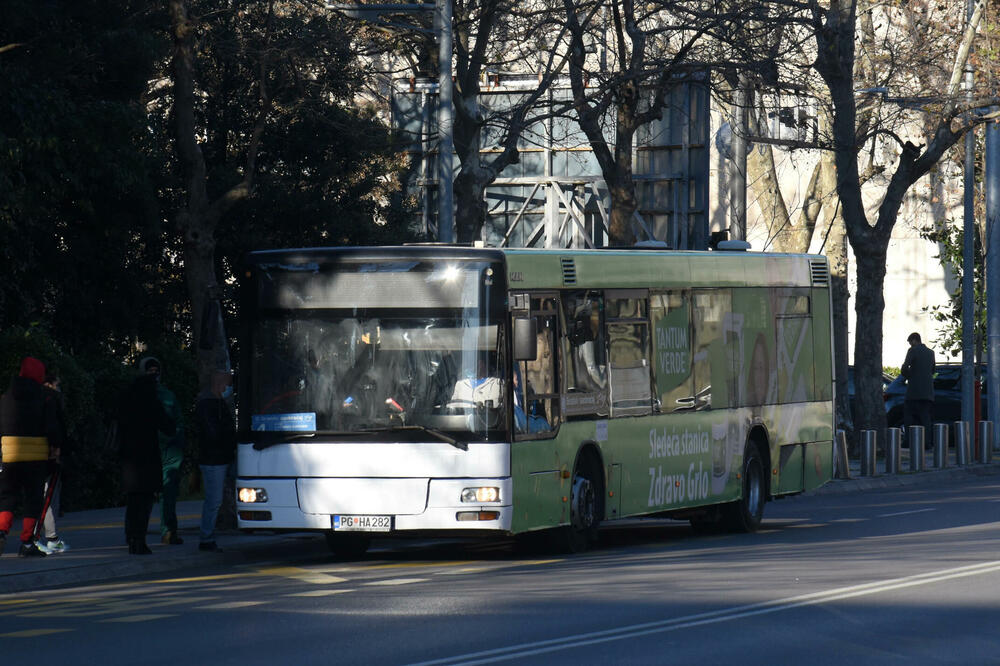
[139,357,185,545]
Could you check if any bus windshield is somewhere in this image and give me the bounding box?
[245,257,507,441]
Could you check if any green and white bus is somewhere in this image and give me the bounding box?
[236,245,834,555]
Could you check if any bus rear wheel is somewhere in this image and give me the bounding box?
[724,443,766,533]
[324,532,371,560]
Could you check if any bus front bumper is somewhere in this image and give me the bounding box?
[236,476,513,533]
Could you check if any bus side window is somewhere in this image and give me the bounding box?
[691,289,734,410]
[774,289,814,403]
[651,291,695,413]
[562,290,608,418]
[606,293,652,417]
[517,296,559,436]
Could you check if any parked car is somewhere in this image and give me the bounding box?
[884,363,989,429]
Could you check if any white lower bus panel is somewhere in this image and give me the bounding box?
[236,476,513,532]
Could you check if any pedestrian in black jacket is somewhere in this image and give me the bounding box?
[901,332,936,449]
[118,365,175,554]
[0,357,64,557]
[195,369,236,552]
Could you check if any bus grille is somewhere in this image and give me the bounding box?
[810,259,830,286]
[561,257,577,285]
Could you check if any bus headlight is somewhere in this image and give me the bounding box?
[461,486,500,503]
[238,487,269,503]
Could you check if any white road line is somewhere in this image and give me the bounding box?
[196,601,267,610]
[409,560,1000,666]
[878,508,936,518]
[287,589,355,597]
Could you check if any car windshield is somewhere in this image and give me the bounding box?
[244,258,507,441]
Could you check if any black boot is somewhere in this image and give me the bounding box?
[128,538,152,555]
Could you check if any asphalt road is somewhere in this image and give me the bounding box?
[4,477,1000,665]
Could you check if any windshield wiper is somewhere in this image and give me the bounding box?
[248,431,317,450]
[396,424,466,451]
[355,424,466,451]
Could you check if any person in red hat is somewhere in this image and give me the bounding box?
[0,357,65,557]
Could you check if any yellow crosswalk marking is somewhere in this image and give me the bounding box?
[0,628,74,638]
[254,566,346,584]
[0,599,36,607]
[0,598,101,617]
[18,596,216,618]
[196,601,266,610]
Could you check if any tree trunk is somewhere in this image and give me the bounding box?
[170,0,267,388]
[607,176,638,245]
[454,168,489,243]
[852,246,889,438]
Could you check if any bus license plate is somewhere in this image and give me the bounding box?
[333,515,392,532]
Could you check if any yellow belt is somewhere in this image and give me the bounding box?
[0,436,49,462]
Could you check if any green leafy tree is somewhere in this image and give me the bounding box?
[921,222,986,360]
[161,0,413,389]
[0,1,178,357]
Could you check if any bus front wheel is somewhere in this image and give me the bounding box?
[724,443,766,533]
[324,532,371,560]
[561,457,602,553]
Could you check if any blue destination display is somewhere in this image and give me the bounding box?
[252,412,317,432]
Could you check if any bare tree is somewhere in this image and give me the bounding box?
[810,0,999,437]
[450,0,574,242]
[560,0,718,244]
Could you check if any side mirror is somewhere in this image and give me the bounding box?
[513,317,537,361]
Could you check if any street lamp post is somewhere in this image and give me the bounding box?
[434,0,454,243]
[961,0,976,439]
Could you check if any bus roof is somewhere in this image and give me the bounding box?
[245,246,829,290]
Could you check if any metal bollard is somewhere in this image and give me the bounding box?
[908,425,925,472]
[860,430,877,477]
[978,421,993,464]
[933,423,949,469]
[955,421,971,466]
[885,428,902,475]
[835,429,851,479]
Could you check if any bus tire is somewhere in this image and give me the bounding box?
[561,454,602,553]
[324,531,371,560]
[724,442,766,533]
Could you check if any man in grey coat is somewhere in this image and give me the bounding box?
[901,332,935,448]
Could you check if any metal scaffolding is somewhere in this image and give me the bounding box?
[392,75,711,249]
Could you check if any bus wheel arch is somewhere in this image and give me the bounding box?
[564,442,605,552]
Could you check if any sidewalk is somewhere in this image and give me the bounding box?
[3,458,1000,595]
[812,446,1000,494]
[0,499,328,595]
